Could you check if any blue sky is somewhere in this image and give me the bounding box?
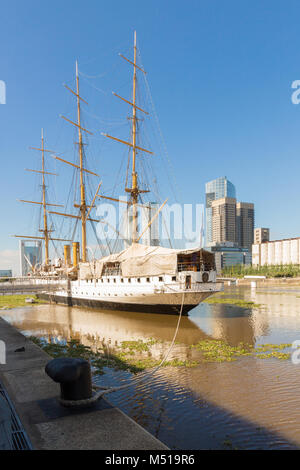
[1,0,300,273]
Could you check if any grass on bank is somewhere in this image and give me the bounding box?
[0,295,47,309]
[28,335,293,377]
[222,263,300,279]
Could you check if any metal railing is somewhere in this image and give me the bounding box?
[177,264,215,272]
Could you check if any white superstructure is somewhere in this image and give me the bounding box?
[42,244,223,315]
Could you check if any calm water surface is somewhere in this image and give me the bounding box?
[2,285,300,450]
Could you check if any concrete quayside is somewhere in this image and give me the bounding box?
[0,317,168,450]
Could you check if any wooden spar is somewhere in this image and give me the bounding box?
[119,53,147,74]
[85,181,102,221]
[25,168,58,176]
[97,194,151,210]
[64,84,88,105]
[47,210,99,224]
[51,155,100,177]
[14,235,72,242]
[101,133,153,155]
[29,146,55,153]
[19,200,64,208]
[60,115,93,135]
[112,92,149,115]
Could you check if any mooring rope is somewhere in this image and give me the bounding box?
[58,292,186,408]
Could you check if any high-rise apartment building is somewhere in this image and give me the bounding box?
[205,176,236,245]
[236,202,255,250]
[211,197,237,244]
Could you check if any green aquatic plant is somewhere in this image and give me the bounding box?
[28,334,292,377]
[120,338,158,353]
[191,339,254,362]
[255,343,292,352]
[255,352,290,360]
[203,298,261,308]
[190,339,291,363]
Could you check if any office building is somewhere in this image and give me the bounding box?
[236,202,255,250]
[207,242,251,273]
[211,197,237,244]
[19,240,42,276]
[205,176,236,245]
[205,176,255,267]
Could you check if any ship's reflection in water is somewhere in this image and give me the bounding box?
[3,285,300,450]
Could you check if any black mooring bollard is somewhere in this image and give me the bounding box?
[45,357,93,404]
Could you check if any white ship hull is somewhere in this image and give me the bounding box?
[38,270,223,315]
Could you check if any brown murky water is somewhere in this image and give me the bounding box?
[2,285,300,450]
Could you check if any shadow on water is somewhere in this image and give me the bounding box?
[104,376,300,450]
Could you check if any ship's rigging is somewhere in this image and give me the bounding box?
[15,32,179,269]
[14,130,71,270]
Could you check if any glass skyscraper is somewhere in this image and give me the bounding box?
[19,240,42,276]
[205,176,236,245]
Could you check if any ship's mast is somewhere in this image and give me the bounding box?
[41,129,49,264]
[47,63,102,264]
[131,31,138,242]
[102,31,153,244]
[76,61,87,262]
[14,131,70,268]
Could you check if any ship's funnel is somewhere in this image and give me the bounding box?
[64,245,71,267]
[72,242,80,267]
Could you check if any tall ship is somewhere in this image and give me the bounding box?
[17,33,223,315]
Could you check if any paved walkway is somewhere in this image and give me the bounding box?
[0,317,168,450]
